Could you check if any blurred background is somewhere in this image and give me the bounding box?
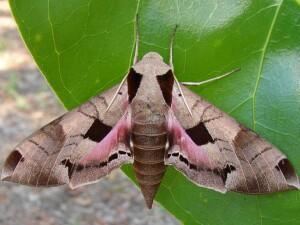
[0,0,179,224]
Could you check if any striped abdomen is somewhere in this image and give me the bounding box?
[131,115,167,209]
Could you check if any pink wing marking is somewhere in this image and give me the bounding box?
[168,112,210,167]
[80,115,131,164]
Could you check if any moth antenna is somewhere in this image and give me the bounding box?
[133,14,139,64]
[106,14,140,113]
[169,24,178,67]
[181,68,241,86]
[105,75,127,113]
[169,25,193,117]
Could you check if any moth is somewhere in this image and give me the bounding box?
[2,31,299,209]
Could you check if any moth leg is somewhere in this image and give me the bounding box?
[181,68,240,86]
[105,75,128,113]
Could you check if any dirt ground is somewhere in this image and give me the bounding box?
[0,1,179,224]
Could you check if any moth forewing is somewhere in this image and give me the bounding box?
[168,82,300,193]
[1,84,132,188]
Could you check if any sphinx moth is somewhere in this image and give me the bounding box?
[2,36,299,209]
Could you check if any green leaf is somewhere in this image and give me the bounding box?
[9,0,300,224]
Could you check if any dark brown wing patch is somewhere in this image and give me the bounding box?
[276,159,299,187]
[156,70,174,106]
[1,150,23,180]
[127,68,142,102]
[186,122,214,145]
[83,119,112,142]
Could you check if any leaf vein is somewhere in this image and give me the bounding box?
[252,0,284,130]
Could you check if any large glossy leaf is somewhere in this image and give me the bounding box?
[9,0,300,224]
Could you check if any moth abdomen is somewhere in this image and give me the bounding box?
[131,117,168,209]
[132,132,167,208]
[133,145,166,163]
[133,158,166,209]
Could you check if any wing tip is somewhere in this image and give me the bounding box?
[1,150,23,182]
[1,172,10,181]
[276,158,300,190]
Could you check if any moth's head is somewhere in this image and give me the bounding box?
[142,52,163,61]
[133,52,171,77]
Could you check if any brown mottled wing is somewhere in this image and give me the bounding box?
[1,84,133,189]
[166,84,299,193]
